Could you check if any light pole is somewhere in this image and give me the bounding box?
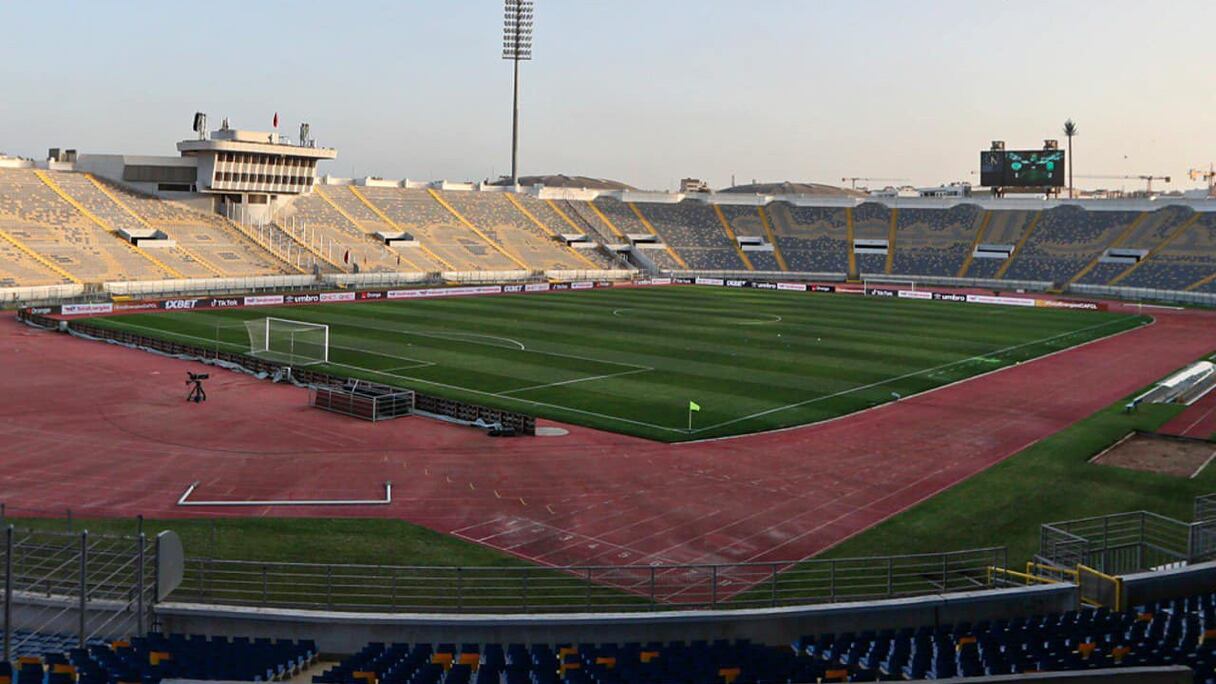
[502,0,533,185]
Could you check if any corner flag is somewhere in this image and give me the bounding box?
[689,401,701,412]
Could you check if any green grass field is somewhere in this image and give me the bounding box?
[86,286,1146,440]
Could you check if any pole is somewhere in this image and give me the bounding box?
[78,531,88,648]
[511,56,520,184]
[687,407,692,434]
[136,532,146,635]
[4,525,12,661]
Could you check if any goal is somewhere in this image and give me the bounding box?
[862,278,916,292]
[245,317,329,366]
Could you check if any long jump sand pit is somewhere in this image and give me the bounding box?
[1092,431,1216,479]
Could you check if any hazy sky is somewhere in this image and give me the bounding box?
[1,1,1213,191]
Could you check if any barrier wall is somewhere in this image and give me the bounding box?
[1121,559,1216,608]
[156,583,1076,654]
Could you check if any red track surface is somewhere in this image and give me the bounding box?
[2,303,1215,577]
[1161,386,1216,440]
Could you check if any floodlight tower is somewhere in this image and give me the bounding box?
[502,0,533,185]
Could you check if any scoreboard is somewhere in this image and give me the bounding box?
[980,149,1065,187]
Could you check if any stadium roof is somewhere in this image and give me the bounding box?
[493,174,636,190]
[720,181,865,197]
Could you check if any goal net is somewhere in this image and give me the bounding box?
[863,278,916,292]
[245,317,329,366]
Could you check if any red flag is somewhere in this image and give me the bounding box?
[343,249,350,264]
[273,112,279,128]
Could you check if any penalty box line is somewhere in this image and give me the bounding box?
[103,319,679,434]
[177,481,392,507]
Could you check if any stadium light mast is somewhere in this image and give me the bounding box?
[502,0,533,185]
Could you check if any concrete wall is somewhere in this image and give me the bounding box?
[1122,559,1216,608]
[6,591,139,641]
[156,584,1075,655]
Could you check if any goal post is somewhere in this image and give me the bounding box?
[244,317,329,366]
[863,278,916,292]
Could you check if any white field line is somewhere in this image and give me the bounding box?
[405,330,526,350]
[690,315,1145,434]
[328,362,685,434]
[330,318,653,372]
[613,307,781,325]
[500,367,653,396]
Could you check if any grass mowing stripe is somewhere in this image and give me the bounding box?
[88,288,1146,441]
[692,314,1143,434]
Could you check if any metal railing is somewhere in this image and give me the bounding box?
[1,526,155,659]
[171,547,1006,614]
[1038,500,1216,575]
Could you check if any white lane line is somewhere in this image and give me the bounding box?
[736,314,783,325]
[692,315,1143,433]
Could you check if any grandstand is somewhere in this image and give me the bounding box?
[850,202,896,275]
[891,204,985,277]
[1001,207,1143,285]
[764,203,851,273]
[639,199,748,270]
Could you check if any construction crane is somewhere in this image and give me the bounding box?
[1189,165,1215,193]
[1075,174,1171,194]
[841,177,909,190]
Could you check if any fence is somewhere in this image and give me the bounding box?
[0,526,156,659]
[1037,504,1216,575]
[171,547,1006,614]
[1196,493,1216,524]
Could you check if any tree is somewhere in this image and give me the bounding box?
[1063,119,1078,199]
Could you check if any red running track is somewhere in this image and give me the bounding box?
[1161,385,1216,440]
[1,304,1215,576]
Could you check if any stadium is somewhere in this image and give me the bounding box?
[3,2,1216,683]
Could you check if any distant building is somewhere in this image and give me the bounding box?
[915,182,972,198]
[72,116,336,223]
[679,177,710,193]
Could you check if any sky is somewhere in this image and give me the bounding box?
[1,0,1213,192]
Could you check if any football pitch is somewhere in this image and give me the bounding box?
[85,286,1148,441]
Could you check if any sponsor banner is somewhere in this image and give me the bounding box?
[751,281,777,290]
[810,284,836,293]
[1035,298,1105,311]
[725,279,747,288]
[27,306,55,315]
[320,291,356,303]
[388,285,503,300]
[524,282,551,292]
[283,293,321,305]
[777,282,808,292]
[898,289,933,300]
[551,283,571,290]
[62,303,113,316]
[668,278,690,285]
[966,294,1036,307]
[113,301,162,312]
[865,287,898,297]
[163,298,202,310]
[357,291,385,301]
[695,277,725,287]
[209,297,240,308]
[571,281,594,290]
[932,292,968,303]
[596,281,614,288]
[502,284,525,293]
[244,295,285,307]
